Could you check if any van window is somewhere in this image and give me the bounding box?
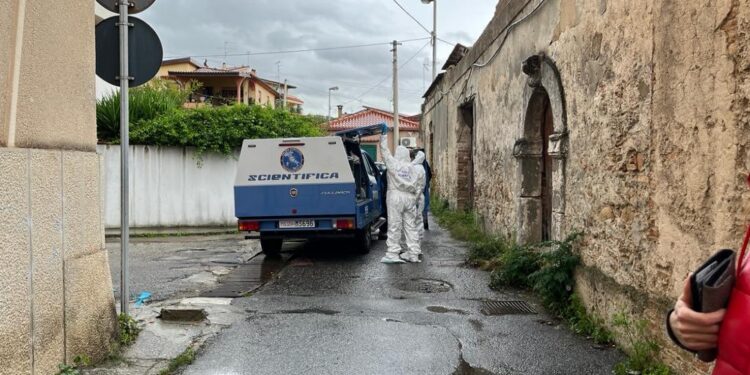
[362,152,375,177]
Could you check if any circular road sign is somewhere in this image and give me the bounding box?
[96,0,156,14]
[96,16,163,87]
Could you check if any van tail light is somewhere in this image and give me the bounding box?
[334,218,355,230]
[238,220,260,232]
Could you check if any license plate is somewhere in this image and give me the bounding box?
[278,219,316,229]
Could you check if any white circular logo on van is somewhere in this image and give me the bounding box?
[280,148,304,172]
[290,188,298,198]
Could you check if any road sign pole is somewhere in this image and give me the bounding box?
[119,1,130,317]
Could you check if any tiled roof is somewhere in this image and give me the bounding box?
[286,95,304,104]
[168,68,281,99]
[194,66,250,73]
[162,57,201,67]
[328,106,420,132]
[261,78,298,90]
[442,44,470,70]
[164,59,304,103]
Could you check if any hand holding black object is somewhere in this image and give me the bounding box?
[669,275,726,352]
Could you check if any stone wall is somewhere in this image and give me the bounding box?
[422,0,750,373]
[0,1,117,374]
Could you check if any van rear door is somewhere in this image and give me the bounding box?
[234,137,356,219]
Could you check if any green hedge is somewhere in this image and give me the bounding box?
[96,82,326,160]
[130,105,324,159]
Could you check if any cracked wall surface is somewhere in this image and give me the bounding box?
[0,1,116,374]
[422,0,750,373]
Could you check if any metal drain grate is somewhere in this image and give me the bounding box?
[480,300,537,316]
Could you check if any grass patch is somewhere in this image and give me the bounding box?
[159,347,197,375]
[612,314,672,375]
[430,199,488,243]
[118,313,141,347]
[56,355,91,375]
[564,294,614,345]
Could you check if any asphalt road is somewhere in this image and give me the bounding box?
[107,234,260,302]
[182,219,623,375]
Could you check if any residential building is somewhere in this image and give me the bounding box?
[159,59,303,110]
[262,79,304,113]
[327,106,421,161]
[421,1,750,374]
[1,1,117,373]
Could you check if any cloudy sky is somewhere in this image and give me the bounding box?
[97,0,497,116]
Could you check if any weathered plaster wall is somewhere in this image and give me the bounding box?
[12,0,98,150]
[0,0,117,374]
[422,0,750,373]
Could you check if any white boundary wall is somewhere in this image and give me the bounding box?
[99,145,238,229]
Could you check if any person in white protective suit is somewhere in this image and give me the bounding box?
[379,128,422,264]
[412,151,427,244]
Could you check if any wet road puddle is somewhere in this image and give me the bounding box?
[398,278,453,293]
[200,254,288,298]
[426,306,469,315]
[453,357,496,375]
[289,257,314,267]
[272,308,340,316]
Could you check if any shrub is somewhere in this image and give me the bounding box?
[528,232,582,315]
[97,80,194,142]
[489,243,541,289]
[469,236,514,269]
[129,105,324,160]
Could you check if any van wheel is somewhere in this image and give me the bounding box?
[355,226,372,254]
[260,236,282,256]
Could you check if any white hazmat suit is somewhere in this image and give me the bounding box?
[412,151,427,244]
[379,133,422,263]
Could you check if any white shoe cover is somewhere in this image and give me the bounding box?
[381,256,406,264]
[400,252,421,263]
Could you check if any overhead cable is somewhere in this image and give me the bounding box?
[392,0,431,34]
[165,37,430,59]
[344,41,431,106]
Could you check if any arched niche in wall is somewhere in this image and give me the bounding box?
[513,54,568,244]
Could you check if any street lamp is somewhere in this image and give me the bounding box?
[421,0,437,80]
[328,86,339,128]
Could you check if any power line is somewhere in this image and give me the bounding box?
[164,37,430,59]
[437,37,456,46]
[392,0,431,34]
[343,41,431,107]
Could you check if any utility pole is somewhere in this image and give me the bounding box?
[421,0,437,80]
[328,86,339,128]
[432,0,437,80]
[118,0,130,317]
[392,40,402,147]
[283,79,288,109]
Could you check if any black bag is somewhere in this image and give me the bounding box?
[689,249,736,362]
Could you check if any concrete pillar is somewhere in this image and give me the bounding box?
[236,79,242,104]
[0,0,117,372]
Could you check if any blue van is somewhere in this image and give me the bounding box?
[234,124,387,255]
